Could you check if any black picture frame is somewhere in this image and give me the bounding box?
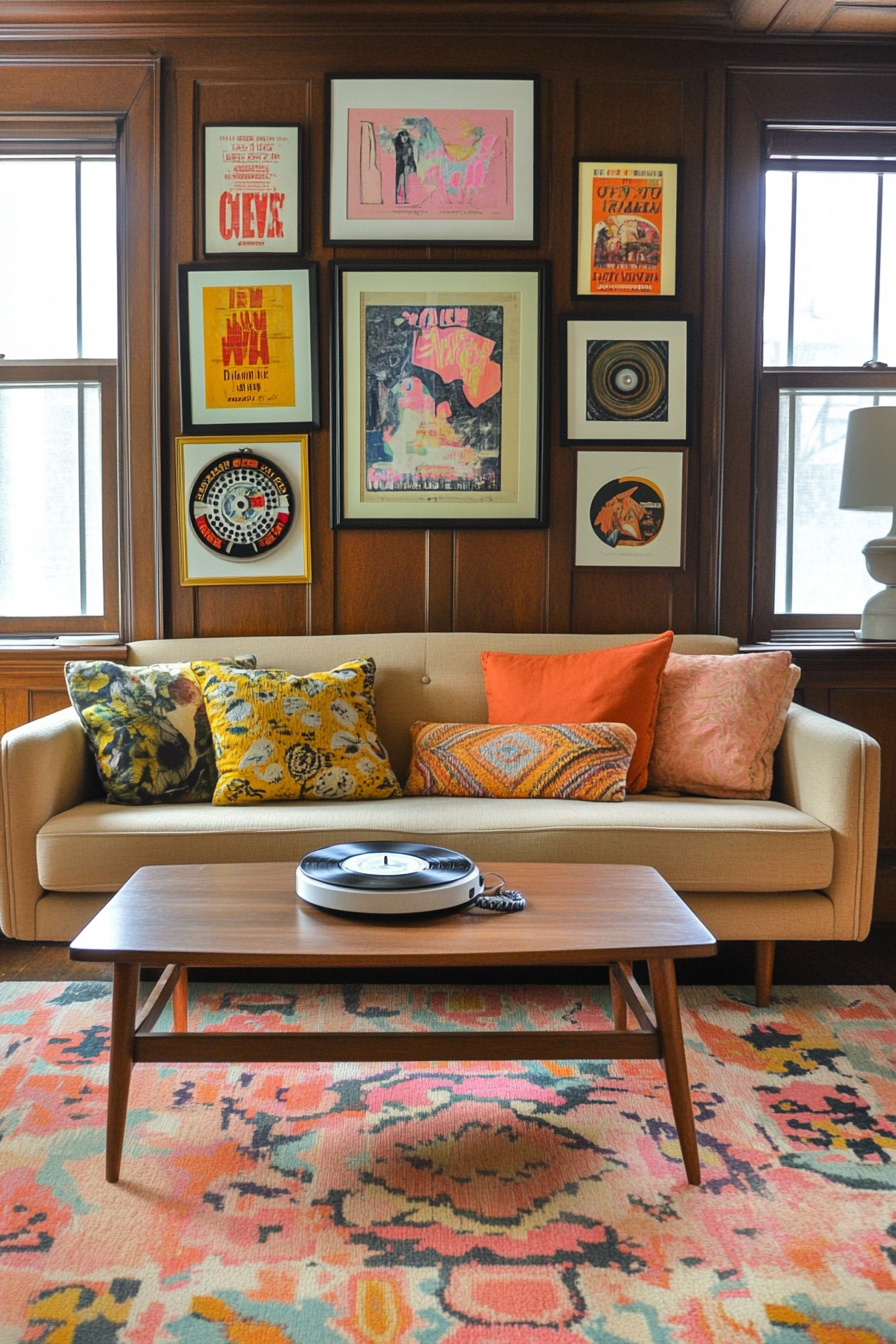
[325,75,539,247]
[203,123,303,258]
[331,260,549,528]
[178,260,320,436]
[561,315,690,446]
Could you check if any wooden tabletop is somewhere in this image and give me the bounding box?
[69,861,716,968]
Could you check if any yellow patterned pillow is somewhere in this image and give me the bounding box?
[404,721,636,801]
[196,657,402,805]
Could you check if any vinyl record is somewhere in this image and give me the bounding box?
[299,842,477,891]
[586,339,669,422]
[190,452,294,560]
[589,475,665,549]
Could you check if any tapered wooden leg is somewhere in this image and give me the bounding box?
[649,958,701,1186]
[172,966,189,1032]
[106,962,139,1184]
[755,940,775,1008]
[610,961,632,1030]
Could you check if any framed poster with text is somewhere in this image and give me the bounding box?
[178,261,319,435]
[575,160,678,297]
[204,124,302,256]
[331,261,548,527]
[327,76,538,245]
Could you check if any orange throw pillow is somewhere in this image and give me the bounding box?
[480,632,674,793]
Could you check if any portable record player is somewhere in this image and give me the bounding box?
[296,841,484,915]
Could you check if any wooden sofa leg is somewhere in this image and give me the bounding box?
[755,940,775,1007]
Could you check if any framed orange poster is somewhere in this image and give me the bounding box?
[178,260,319,434]
[575,161,678,297]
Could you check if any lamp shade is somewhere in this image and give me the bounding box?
[839,406,896,510]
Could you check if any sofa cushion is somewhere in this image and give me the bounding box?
[37,794,833,896]
[480,632,674,794]
[64,656,256,805]
[196,658,402,805]
[649,650,801,799]
[404,721,636,801]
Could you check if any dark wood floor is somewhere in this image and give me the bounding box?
[3,926,896,989]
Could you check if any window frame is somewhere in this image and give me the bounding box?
[754,141,896,639]
[0,57,162,643]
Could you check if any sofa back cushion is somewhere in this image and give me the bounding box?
[128,632,738,781]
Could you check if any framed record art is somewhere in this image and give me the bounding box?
[203,124,302,257]
[175,435,312,585]
[331,261,548,528]
[575,449,685,568]
[575,160,678,297]
[326,76,538,245]
[563,317,689,444]
[178,260,319,435]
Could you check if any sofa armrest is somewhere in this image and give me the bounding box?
[0,707,96,939]
[773,702,880,939]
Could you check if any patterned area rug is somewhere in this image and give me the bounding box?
[2,980,896,1343]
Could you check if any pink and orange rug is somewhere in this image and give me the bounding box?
[2,979,896,1343]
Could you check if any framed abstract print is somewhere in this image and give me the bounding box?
[203,124,302,257]
[563,317,689,444]
[575,449,686,568]
[331,262,548,528]
[178,260,319,435]
[575,160,678,297]
[175,435,311,585]
[326,76,537,244]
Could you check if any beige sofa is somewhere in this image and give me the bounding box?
[0,632,880,1003]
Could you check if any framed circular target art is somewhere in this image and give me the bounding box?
[175,435,311,585]
[562,317,689,444]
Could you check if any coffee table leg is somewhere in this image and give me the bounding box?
[609,961,632,1029]
[106,962,139,1184]
[172,967,189,1032]
[649,958,701,1186]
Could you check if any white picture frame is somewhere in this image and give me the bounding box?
[564,317,689,444]
[575,449,686,568]
[326,76,537,245]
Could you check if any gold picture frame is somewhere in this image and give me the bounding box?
[575,160,678,298]
[175,435,312,586]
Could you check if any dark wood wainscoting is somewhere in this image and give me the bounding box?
[0,648,127,738]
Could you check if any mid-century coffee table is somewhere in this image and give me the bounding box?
[69,861,717,1186]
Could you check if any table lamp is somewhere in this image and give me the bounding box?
[840,405,896,640]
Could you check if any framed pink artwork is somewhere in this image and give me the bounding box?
[326,76,538,245]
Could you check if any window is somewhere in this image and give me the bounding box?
[0,149,119,635]
[759,127,896,634]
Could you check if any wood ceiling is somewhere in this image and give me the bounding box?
[1,0,896,39]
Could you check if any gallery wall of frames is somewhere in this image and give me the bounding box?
[3,12,896,655]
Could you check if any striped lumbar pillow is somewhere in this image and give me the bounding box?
[404,721,636,802]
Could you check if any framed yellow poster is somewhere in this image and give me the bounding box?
[575,161,678,297]
[178,260,319,434]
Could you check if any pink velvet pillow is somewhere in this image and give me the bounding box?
[648,650,800,799]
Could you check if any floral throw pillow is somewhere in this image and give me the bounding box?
[194,657,402,806]
[65,657,256,805]
[404,721,637,801]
